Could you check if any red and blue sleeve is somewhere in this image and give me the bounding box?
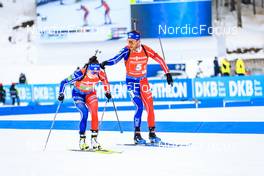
[104,47,129,66]
[144,45,170,74]
[59,69,84,93]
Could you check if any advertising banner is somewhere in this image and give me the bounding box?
[3,79,192,104]
[130,0,212,38]
[193,76,264,100]
[2,76,264,105]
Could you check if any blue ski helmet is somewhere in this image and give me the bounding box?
[88,64,100,74]
[127,31,140,41]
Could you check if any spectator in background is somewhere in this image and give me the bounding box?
[9,83,20,105]
[19,73,27,84]
[213,57,220,76]
[235,58,246,76]
[220,58,231,76]
[0,83,6,104]
[95,0,112,25]
[77,4,89,27]
[195,60,204,78]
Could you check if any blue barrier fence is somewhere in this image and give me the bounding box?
[2,79,194,104]
[193,76,264,100]
[1,76,264,115]
[1,75,264,134]
[2,75,264,103]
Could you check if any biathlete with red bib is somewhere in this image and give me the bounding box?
[95,0,112,24]
[77,4,89,26]
[100,31,173,144]
[58,56,112,150]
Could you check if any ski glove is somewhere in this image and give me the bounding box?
[100,61,108,69]
[105,92,112,100]
[166,73,173,86]
[58,93,64,101]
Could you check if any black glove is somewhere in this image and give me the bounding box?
[166,73,173,86]
[105,92,112,101]
[100,61,108,69]
[58,93,64,101]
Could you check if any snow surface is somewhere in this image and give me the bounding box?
[0,106,264,176]
[0,129,263,176]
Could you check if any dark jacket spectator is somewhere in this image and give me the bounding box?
[19,73,27,84]
[0,83,6,104]
[9,83,20,105]
[213,57,220,76]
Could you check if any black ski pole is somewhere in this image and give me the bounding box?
[158,37,166,61]
[43,101,62,151]
[99,100,108,128]
[111,98,123,133]
[158,35,174,87]
[102,68,123,133]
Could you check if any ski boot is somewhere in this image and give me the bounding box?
[79,134,89,150]
[91,130,101,150]
[134,127,146,144]
[149,127,161,143]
